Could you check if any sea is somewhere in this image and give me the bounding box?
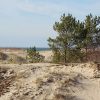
[35,48,50,51]
[0,47,50,51]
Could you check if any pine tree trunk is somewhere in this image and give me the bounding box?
[86,45,88,62]
[64,49,67,63]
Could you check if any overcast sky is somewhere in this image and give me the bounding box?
[0,0,100,47]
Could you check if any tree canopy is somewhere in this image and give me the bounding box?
[48,13,100,63]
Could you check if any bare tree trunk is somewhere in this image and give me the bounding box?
[64,49,67,63]
[86,44,88,62]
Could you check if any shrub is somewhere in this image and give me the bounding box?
[26,47,45,63]
[0,52,8,60]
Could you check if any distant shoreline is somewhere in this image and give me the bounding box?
[0,47,50,51]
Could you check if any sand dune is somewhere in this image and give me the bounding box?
[0,62,100,100]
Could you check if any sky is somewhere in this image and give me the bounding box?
[0,0,100,47]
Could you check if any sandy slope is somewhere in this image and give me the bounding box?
[0,49,53,63]
[39,51,53,62]
[74,78,100,100]
[0,63,100,100]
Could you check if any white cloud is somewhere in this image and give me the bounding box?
[17,0,100,19]
[17,1,64,16]
[0,0,100,18]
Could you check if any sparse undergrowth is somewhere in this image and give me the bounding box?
[0,67,16,96]
[8,54,27,64]
[0,52,8,61]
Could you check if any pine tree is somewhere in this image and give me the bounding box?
[48,13,100,63]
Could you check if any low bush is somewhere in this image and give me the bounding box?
[0,52,8,60]
[26,47,45,63]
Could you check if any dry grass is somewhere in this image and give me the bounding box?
[0,67,15,96]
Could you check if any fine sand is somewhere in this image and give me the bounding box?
[0,62,100,100]
[39,50,53,61]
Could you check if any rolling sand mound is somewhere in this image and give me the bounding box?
[0,62,100,100]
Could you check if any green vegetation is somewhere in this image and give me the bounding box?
[0,52,8,60]
[26,47,45,63]
[48,14,100,63]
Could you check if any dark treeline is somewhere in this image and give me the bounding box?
[48,13,100,63]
